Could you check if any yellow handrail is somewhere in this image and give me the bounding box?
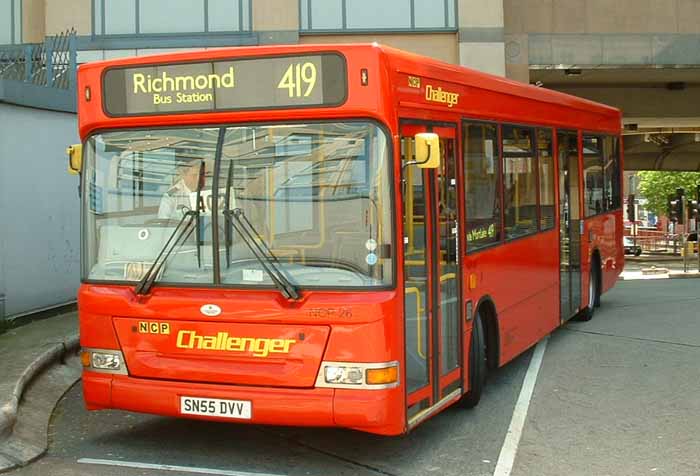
[404,286,426,359]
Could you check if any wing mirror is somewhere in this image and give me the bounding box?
[67,144,83,175]
[414,133,440,169]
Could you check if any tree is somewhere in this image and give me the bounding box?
[637,171,700,217]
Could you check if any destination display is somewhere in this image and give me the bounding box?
[102,53,347,116]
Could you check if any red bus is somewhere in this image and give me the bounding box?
[73,44,623,436]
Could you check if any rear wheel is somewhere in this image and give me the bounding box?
[459,312,486,408]
[579,263,599,321]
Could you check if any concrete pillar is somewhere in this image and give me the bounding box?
[22,0,46,43]
[457,0,506,77]
[501,0,530,83]
[252,0,299,44]
[45,0,91,35]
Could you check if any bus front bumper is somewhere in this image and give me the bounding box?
[83,371,405,436]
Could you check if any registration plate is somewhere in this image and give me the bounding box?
[180,396,251,419]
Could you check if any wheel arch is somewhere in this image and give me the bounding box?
[590,247,602,297]
[475,295,500,371]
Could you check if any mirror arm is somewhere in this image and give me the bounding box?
[401,144,432,170]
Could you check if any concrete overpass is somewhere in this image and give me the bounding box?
[503,0,700,171]
[530,67,700,171]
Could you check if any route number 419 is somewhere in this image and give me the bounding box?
[277,62,317,98]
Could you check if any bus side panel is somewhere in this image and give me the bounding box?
[582,210,623,306]
[600,210,624,294]
[463,228,560,368]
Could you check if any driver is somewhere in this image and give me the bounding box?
[158,161,203,219]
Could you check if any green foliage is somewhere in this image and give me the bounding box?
[637,171,700,216]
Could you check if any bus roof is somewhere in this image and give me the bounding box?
[77,43,620,137]
[374,44,620,118]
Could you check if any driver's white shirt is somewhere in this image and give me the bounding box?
[158,180,194,219]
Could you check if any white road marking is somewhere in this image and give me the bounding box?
[77,458,286,476]
[493,336,549,476]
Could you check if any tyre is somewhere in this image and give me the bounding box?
[578,263,599,321]
[634,248,642,257]
[459,311,487,408]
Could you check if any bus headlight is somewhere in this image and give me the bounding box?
[81,348,128,375]
[316,361,399,389]
[324,365,364,385]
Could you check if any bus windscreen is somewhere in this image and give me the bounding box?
[102,53,347,116]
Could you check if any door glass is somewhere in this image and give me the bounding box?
[568,137,582,313]
[402,136,429,393]
[558,132,580,320]
[439,138,460,375]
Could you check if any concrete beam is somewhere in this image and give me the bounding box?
[624,133,700,171]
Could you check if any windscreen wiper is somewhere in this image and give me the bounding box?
[224,207,300,300]
[135,161,205,295]
[134,210,197,295]
[224,163,234,268]
[194,161,205,268]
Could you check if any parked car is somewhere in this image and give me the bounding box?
[623,236,642,256]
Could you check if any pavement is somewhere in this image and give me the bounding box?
[621,254,700,280]
[0,313,79,473]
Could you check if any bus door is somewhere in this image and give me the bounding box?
[558,131,582,320]
[401,123,462,425]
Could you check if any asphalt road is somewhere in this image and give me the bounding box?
[9,279,700,476]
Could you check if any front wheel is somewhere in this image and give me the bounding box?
[459,312,487,408]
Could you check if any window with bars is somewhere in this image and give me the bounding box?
[300,0,457,32]
[92,0,251,36]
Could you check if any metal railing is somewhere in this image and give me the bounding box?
[0,28,77,90]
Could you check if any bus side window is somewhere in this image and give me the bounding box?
[583,135,604,217]
[537,129,555,230]
[464,122,501,251]
[502,125,538,240]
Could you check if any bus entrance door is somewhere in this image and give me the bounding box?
[401,123,462,427]
[558,131,582,320]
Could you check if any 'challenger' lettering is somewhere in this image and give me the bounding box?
[425,84,459,108]
[176,330,296,357]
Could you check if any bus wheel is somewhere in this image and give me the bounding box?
[459,312,487,408]
[579,264,599,321]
